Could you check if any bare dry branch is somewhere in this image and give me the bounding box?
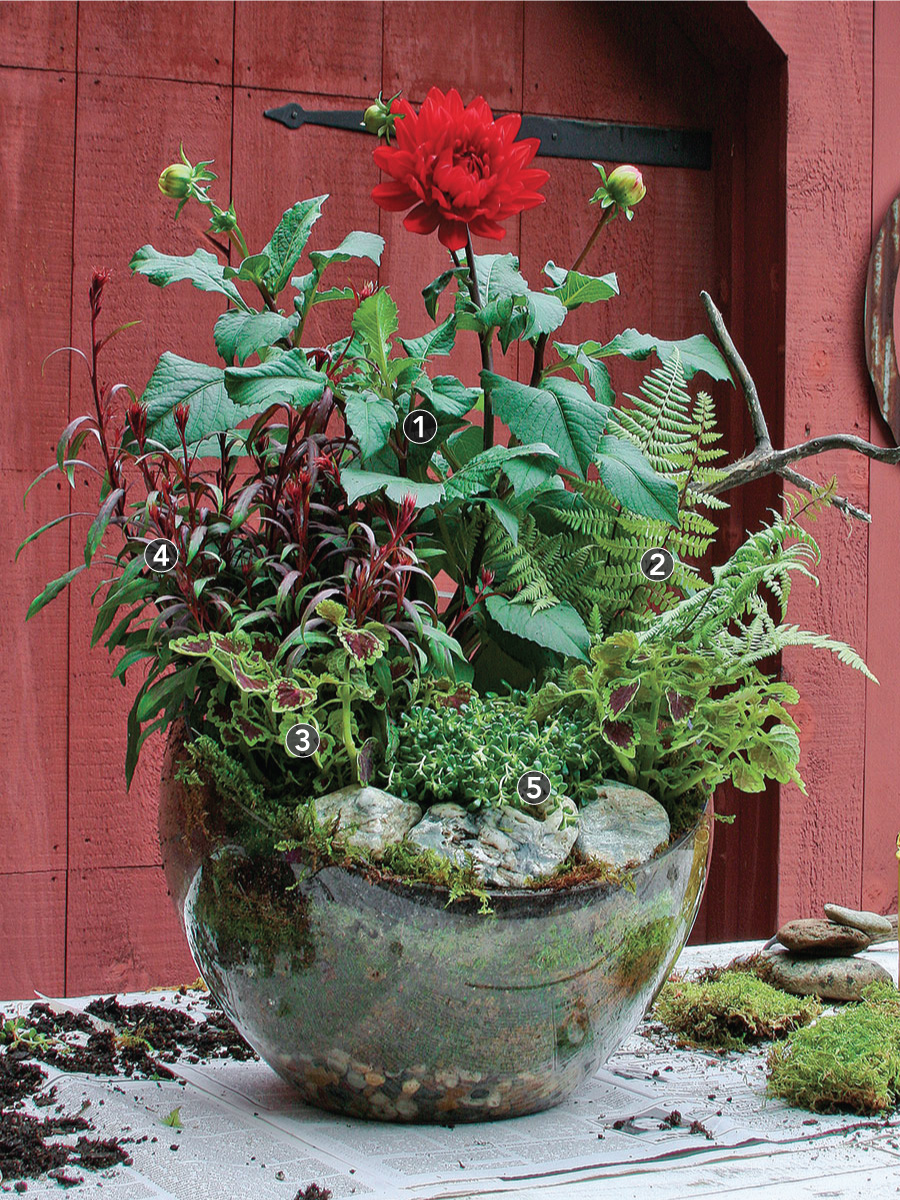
[698,291,892,522]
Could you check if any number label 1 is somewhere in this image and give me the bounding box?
[517,770,551,807]
[639,547,675,582]
[403,409,438,445]
[285,722,320,759]
[144,538,179,574]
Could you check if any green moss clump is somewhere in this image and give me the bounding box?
[374,842,493,913]
[654,970,821,1051]
[767,982,900,1115]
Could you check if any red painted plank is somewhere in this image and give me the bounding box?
[1,65,74,877]
[65,865,195,996]
[751,1,873,922]
[1,68,76,473]
[235,1,382,97]
[1,470,69,875]
[524,3,714,128]
[77,1,233,85]
[383,1,523,112]
[0,2,76,71]
[66,76,233,870]
[0,871,66,1001]
[862,1,900,916]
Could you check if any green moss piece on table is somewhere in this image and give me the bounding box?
[767,982,900,1116]
[653,970,821,1051]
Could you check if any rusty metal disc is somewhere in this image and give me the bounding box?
[865,196,900,444]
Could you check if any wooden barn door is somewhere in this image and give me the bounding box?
[2,1,790,999]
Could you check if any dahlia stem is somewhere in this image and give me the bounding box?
[530,206,618,386]
[464,230,495,452]
[571,204,616,273]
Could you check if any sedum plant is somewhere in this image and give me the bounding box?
[19,86,872,847]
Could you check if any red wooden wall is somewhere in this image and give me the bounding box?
[1,1,896,998]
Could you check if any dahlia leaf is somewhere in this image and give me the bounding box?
[485,371,608,478]
[130,246,252,311]
[345,391,398,460]
[140,353,263,449]
[584,329,734,383]
[224,349,328,410]
[400,314,457,359]
[485,594,590,660]
[543,261,619,309]
[596,433,679,524]
[262,196,327,294]
[339,468,444,508]
[214,310,299,366]
[309,230,384,270]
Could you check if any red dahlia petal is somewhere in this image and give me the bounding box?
[467,214,506,241]
[372,181,419,211]
[403,202,442,234]
[437,218,469,251]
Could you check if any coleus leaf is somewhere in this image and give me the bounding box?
[229,704,271,746]
[601,718,637,755]
[606,679,640,718]
[666,690,695,722]
[231,661,271,693]
[271,679,317,712]
[339,627,386,665]
[170,634,214,657]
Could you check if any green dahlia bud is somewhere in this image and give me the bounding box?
[606,164,646,208]
[361,90,403,143]
[363,103,384,135]
[157,163,193,199]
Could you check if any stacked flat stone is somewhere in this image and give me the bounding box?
[305,780,671,889]
[762,905,895,1001]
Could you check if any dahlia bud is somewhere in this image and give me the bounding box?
[361,91,404,144]
[590,163,647,221]
[158,164,193,199]
[606,165,646,207]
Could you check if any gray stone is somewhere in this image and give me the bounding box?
[824,903,893,939]
[776,918,870,956]
[312,786,422,856]
[407,798,579,888]
[761,950,892,1001]
[575,782,670,869]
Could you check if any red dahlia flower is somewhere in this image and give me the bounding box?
[371,87,549,252]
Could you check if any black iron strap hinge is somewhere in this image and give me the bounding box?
[264,103,712,171]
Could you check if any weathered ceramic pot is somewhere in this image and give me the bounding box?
[159,730,713,1123]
